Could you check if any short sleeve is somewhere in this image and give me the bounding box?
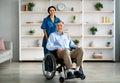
[41,18,47,29]
[55,17,60,23]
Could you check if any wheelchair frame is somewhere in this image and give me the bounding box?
[42,51,85,83]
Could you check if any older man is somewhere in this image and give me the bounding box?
[46,21,84,79]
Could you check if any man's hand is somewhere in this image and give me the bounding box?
[57,48,63,55]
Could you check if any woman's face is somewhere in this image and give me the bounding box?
[49,8,55,16]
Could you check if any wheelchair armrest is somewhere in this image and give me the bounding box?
[70,47,76,51]
[50,50,57,54]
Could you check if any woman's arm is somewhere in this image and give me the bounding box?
[43,29,48,42]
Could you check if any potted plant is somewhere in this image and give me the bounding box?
[90,26,97,35]
[72,15,76,23]
[106,42,110,47]
[28,29,35,35]
[94,2,103,11]
[73,39,79,45]
[28,2,35,11]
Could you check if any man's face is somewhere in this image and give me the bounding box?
[56,22,64,32]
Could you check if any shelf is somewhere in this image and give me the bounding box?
[84,58,113,61]
[56,11,82,13]
[84,47,113,49]
[84,35,113,37]
[21,11,82,14]
[22,23,81,26]
[21,11,47,14]
[84,0,114,1]
[21,0,50,1]
[21,23,41,26]
[71,35,82,38]
[65,23,82,25]
[84,10,114,13]
[21,35,43,38]
[84,23,113,25]
[54,0,82,1]
[20,58,43,61]
[21,47,43,50]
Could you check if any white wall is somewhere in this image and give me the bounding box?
[0,0,19,61]
[0,0,120,61]
[115,0,120,61]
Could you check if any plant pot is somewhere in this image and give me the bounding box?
[29,33,34,35]
[96,8,101,11]
[106,42,110,47]
[72,20,76,23]
[92,31,96,35]
[28,7,33,11]
[75,43,79,46]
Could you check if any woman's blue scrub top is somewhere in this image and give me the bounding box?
[41,15,60,47]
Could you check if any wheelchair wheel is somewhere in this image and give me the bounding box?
[59,77,65,83]
[79,66,86,80]
[42,53,56,80]
[81,75,86,80]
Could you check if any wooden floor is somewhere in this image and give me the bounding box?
[0,61,120,83]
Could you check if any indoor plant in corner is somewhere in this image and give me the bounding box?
[28,2,35,11]
[94,2,103,11]
[90,26,97,35]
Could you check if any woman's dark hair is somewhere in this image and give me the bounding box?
[48,6,56,13]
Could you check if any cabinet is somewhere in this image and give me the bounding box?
[19,0,115,61]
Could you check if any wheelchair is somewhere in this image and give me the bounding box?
[42,50,86,83]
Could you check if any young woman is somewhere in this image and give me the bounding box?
[41,6,60,56]
[41,6,60,73]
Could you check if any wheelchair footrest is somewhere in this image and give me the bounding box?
[56,66,62,73]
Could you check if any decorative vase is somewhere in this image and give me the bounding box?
[37,39,41,47]
[109,29,112,35]
[71,7,74,11]
[89,41,94,47]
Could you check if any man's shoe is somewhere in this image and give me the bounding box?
[67,71,75,79]
[74,70,84,78]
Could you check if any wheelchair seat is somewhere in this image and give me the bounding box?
[42,50,86,83]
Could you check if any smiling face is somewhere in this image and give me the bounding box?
[56,21,64,34]
[48,7,55,16]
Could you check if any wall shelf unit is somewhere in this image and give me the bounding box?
[19,0,115,61]
[84,10,114,13]
[84,47,113,49]
[21,47,42,50]
[84,35,113,37]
